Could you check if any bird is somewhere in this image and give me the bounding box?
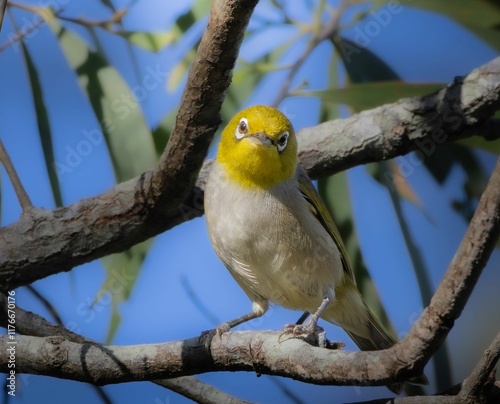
[204,105,421,392]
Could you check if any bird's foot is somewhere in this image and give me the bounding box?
[281,321,324,337]
[279,317,344,349]
[279,313,325,343]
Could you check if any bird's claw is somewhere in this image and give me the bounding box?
[281,322,324,336]
[200,322,231,350]
[280,318,347,349]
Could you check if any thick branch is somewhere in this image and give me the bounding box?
[1,57,499,290]
[0,331,423,386]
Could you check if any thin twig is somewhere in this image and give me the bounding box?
[56,9,127,30]
[271,0,352,107]
[25,285,63,326]
[0,10,48,52]
[0,139,33,211]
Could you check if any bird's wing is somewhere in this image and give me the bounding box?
[296,165,356,283]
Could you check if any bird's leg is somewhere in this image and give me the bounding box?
[201,302,267,349]
[282,297,331,337]
[213,311,263,335]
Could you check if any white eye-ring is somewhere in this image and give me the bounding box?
[235,118,248,140]
[276,131,289,152]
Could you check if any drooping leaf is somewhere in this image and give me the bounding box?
[317,53,396,336]
[48,20,158,342]
[49,22,157,182]
[100,239,152,343]
[295,81,443,111]
[335,29,450,392]
[19,31,63,207]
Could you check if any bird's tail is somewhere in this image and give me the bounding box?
[323,285,428,393]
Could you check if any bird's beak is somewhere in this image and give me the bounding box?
[246,132,273,147]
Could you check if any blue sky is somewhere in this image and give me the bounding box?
[1,1,499,403]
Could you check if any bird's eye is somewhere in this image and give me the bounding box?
[235,118,248,140]
[276,131,289,152]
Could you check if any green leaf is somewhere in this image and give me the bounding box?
[117,31,176,52]
[101,239,152,343]
[372,161,451,392]
[50,22,157,182]
[335,32,451,391]
[19,36,63,207]
[317,52,396,338]
[49,21,158,341]
[425,144,488,222]
[295,81,443,111]
[175,0,211,32]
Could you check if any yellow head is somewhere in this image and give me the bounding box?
[216,106,298,190]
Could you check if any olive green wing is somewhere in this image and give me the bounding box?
[296,165,356,283]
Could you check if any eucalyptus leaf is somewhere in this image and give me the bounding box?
[19,35,62,207]
[295,81,443,111]
[335,28,450,391]
[49,21,158,342]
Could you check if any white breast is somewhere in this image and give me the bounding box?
[204,161,344,314]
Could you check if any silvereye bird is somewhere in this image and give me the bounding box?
[204,106,421,392]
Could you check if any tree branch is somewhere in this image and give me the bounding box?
[458,331,500,403]
[2,155,499,393]
[297,57,500,178]
[1,56,499,290]
[0,293,250,404]
[0,139,33,211]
